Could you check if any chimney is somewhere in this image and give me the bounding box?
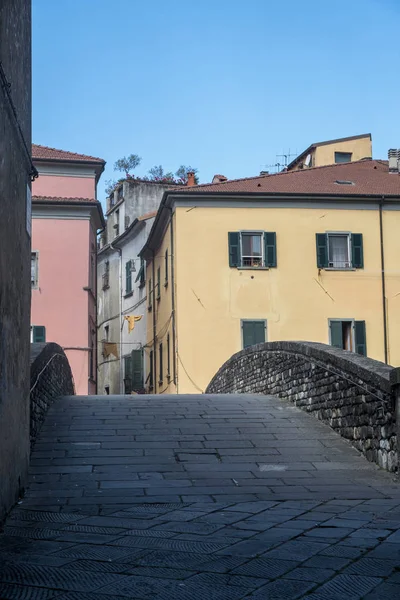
[212,174,228,184]
[259,171,269,176]
[388,149,400,173]
[187,171,196,187]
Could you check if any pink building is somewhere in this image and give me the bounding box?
[31,145,105,394]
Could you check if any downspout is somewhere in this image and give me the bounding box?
[110,241,123,392]
[168,207,177,389]
[379,198,388,364]
[152,252,157,390]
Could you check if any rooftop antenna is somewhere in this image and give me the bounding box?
[276,149,297,168]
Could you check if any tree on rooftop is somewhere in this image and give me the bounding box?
[176,165,199,185]
[148,165,175,183]
[114,154,142,176]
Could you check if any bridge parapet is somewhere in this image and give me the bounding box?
[30,343,75,449]
[206,341,400,472]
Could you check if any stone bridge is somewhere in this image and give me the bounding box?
[1,343,400,598]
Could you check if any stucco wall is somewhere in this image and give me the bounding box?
[206,341,397,472]
[33,173,96,199]
[31,217,91,394]
[0,0,31,522]
[170,203,399,393]
[314,137,372,167]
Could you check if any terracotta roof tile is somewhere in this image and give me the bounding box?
[178,160,400,197]
[138,210,157,221]
[32,196,98,204]
[32,144,105,163]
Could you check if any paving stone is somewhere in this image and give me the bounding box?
[126,566,196,579]
[283,566,335,582]
[343,557,398,577]
[263,540,329,561]
[363,582,400,599]
[310,574,383,599]
[247,578,315,598]
[0,583,59,599]
[232,557,297,578]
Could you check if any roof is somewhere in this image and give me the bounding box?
[174,159,400,197]
[32,144,105,164]
[287,133,371,170]
[32,196,98,204]
[138,210,157,221]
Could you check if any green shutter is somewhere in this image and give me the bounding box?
[330,321,343,349]
[165,250,169,283]
[242,321,266,349]
[355,321,367,356]
[159,343,163,382]
[33,326,46,343]
[228,232,240,267]
[124,355,133,393]
[157,267,161,299]
[149,350,153,387]
[264,232,277,267]
[351,234,364,269]
[131,349,143,389]
[316,233,328,268]
[125,261,132,293]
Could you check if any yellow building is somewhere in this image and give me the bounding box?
[287,133,372,171]
[141,156,400,394]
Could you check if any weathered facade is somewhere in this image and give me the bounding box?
[0,0,32,521]
[142,158,400,394]
[97,180,177,395]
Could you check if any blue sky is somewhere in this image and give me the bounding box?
[33,0,400,204]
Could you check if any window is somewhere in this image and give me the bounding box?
[102,261,110,289]
[149,350,154,389]
[157,267,161,300]
[228,231,277,268]
[241,320,266,349]
[31,325,46,343]
[316,233,363,269]
[159,343,163,384]
[125,260,132,295]
[124,350,144,393]
[117,185,124,202]
[166,333,171,379]
[114,209,119,236]
[335,152,352,163]
[104,325,109,341]
[89,340,94,380]
[109,193,115,209]
[148,278,152,310]
[136,257,145,288]
[31,251,38,288]
[165,249,169,285]
[329,319,367,356]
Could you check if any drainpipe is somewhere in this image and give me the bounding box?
[168,207,177,388]
[152,252,157,390]
[110,241,123,392]
[379,198,388,364]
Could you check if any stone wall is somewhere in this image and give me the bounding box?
[206,342,398,472]
[0,0,32,522]
[30,343,75,448]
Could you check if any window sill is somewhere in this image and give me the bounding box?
[164,281,168,288]
[323,267,357,271]
[124,291,133,298]
[236,266,270,271]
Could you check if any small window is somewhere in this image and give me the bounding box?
[148,278,152,310]
[157,267,161,300]
[166,333,171,379]
[242,320,266,349]
[329,319,366,356]
[102,261,110,290]
[104,325,109,341]
[335,152,352,163]
[109,193,115,209]
[125,260,132,295]
[114,209,120,237]
[165,249,169,285]
[31,251,38,288]
[228,231,277,269]
[149,350,154,389]
[117,186,123,202]
[32,325,46,343]
[159,343,163,385]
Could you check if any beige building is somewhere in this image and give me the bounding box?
[287,133,372,171]
[141,155,400,394]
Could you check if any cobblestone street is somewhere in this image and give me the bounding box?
[1,394,400,599]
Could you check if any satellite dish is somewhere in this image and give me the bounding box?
[304,154,312,167]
